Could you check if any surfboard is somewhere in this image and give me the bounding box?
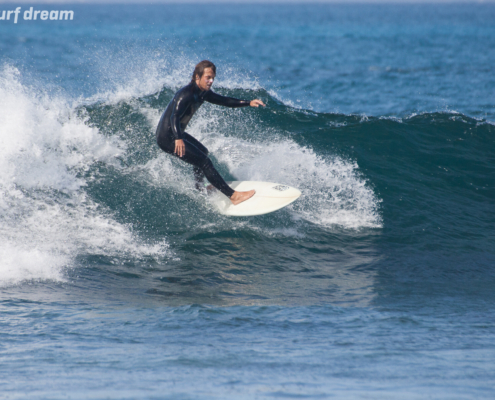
[209,181,301,216]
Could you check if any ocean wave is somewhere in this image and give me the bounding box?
[7,57,493,287]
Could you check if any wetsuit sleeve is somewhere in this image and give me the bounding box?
[205,91,251,108]
[170,91,192,140]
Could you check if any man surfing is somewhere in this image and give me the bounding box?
[156,60,265,205]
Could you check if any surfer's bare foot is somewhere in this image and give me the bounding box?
[230,190,255,205]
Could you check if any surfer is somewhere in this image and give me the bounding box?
[156,60,265,205]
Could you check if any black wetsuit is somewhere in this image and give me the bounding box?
[156,81,250,198]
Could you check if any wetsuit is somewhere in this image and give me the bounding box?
[156,81,250,198]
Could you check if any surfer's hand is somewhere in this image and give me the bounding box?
[175,139,185,157]
[250,99,265,107]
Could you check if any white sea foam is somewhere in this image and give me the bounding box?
[220,137,382,229]
[0,65,168,287]
[181,108,382,230]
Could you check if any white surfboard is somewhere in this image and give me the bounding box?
[210,181,301,216]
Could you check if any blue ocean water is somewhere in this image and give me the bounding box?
[1,3,494,399]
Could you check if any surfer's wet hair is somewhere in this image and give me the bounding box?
[192,60,216,82]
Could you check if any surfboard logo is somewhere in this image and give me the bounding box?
[272,185,290,191]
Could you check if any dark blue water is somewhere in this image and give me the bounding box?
[1,4,494,399]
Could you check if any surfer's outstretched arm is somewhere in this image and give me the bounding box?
[205,91,265,109]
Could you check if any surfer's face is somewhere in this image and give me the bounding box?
[196,68,215,91]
